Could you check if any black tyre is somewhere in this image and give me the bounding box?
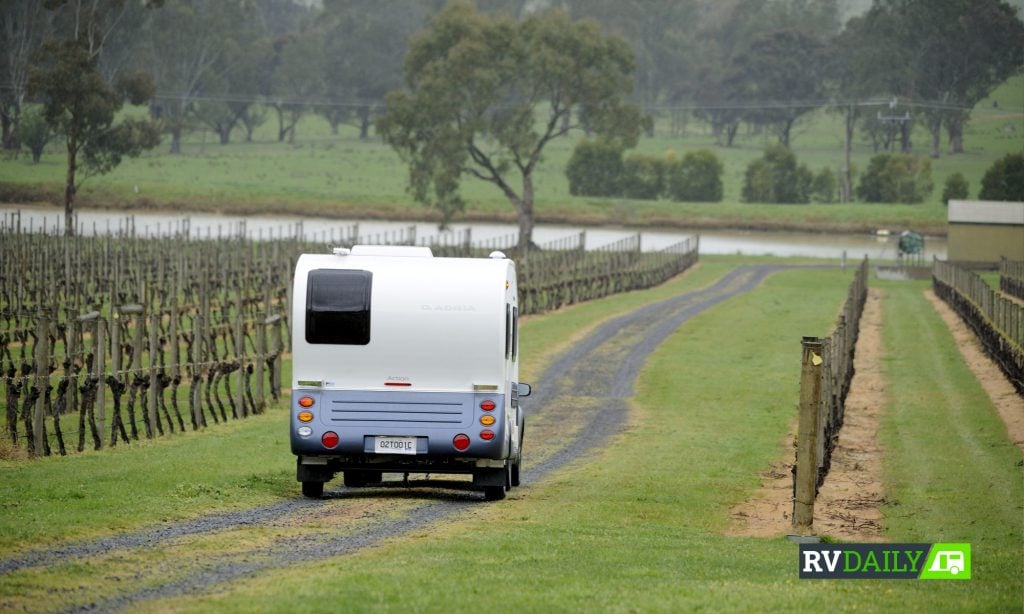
[483,484,506,501]
[301,481,324,499]
[510,423,524,488]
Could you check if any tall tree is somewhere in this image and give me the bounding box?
[141,0,249,153]
[855,0,1024,157]
[319,0,434,139]
[378,1,644,250]
[734,29,828,147]
[567,0,698,122]
[0,1,51,150]
[268,28,325,143]
[28,40,160,234]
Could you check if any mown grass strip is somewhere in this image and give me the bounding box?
[878,280,1023,606]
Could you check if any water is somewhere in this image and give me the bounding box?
[0,206,947,261]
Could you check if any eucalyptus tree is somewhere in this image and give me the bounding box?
[566,0,698,127]
[318,0,434,139]
[141,0,251,153]
[28,40,160,234]
[734,28,827,147]
[0,0,51,150]
[24,0,162,234]
[852,0,1024,158]
[268,27,325,143]
[378,1,644,250]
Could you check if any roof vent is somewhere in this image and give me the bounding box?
[332,247,351,256]
[489,251,507,259]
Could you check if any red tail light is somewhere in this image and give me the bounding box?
[322,431,339,448]
[298,396,315,408]
[480,429,495,441]
[453,434,471,451]
[480,400,496,411]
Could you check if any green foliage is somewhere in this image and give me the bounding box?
[565,139,625,197]
[856,153,934,204]
[742,144,812,203]
[942,171,969,204]
[811,167,837,203]
[665,149,723,202]
[18,105,51,164]
[378,0,644,246]
[27,38,160,225]
[621,153,665,200]
[979,152,1024,201]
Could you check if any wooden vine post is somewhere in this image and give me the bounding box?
[32,311,49,456]
[793,336,823,533]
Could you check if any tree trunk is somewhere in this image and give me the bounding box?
[725,122,738,147]
[900,122,912,154]
[928,117,941,159]
[359,109,371,140]
[1,112,14,151]
[946,116,964,154]
[64,138,78,237]
[778,119,793,148]
[275,106,287,142]
[218,125,231,145]
[516,173,535,252]
[843,105,855,203]
[169,125,182,154]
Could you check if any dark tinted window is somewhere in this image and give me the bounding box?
[306,269,372,345]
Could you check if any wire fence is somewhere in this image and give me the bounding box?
[792,257,869,532]
[1000,258,1024,302]
[934,259,1024,395]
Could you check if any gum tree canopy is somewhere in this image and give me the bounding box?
[378,0,644,250]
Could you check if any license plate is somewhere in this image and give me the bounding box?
[373,436,418,455]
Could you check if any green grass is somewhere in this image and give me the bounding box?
[1,264,1020,612]
[137,268,1019,613]
[878,281,1023,604]
[131,267,874,612]
[3,76,1020,234]
[0,408,297,553]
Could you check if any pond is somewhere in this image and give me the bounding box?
[0,206,947,261]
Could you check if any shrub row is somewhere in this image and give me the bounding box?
[568,142,1023,206]
[565,140,723,202]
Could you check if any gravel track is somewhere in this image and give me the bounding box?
[1,264,787,612]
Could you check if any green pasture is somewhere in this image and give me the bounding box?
[2,77,1021,235]
[2,259,1019,611]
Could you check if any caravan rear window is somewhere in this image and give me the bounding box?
[306,269,372,345]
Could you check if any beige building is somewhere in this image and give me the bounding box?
[947,200,1024,262]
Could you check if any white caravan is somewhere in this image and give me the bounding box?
[290,245,530,500]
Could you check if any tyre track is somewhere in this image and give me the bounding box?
[1,265,789,612]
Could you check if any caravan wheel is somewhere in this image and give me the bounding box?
[301,481,324,499]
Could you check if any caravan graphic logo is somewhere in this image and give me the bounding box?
[799,543,970,580]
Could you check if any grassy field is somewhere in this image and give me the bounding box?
[2,259,1019,611]
[1,76,1020,235]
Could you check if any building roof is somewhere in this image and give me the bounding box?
[948,200,1024,226]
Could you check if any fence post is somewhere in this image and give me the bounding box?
[32,312,50,456]
[94,315,106,447]
[234,292,246,418]
[147,308,160,437]
[793,336,824,533]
